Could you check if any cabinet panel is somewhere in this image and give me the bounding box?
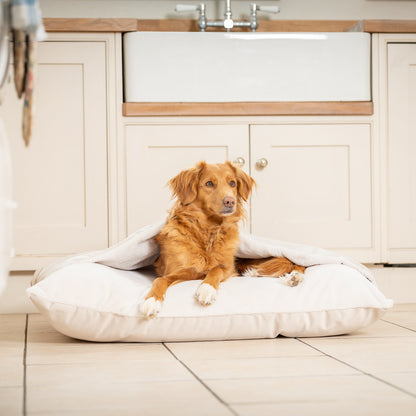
[0,41,108,266]
[386,43,416,262]
[250,124,373,260]
[125,124,249,234]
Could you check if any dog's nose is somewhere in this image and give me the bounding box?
[223,196,235,208]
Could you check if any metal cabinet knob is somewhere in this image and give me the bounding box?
[233,157,245,167]
[256,158,268,169]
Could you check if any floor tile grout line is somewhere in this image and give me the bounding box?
[184,373,362,382]
[381,319,416,333]
[297,338,416,399]
[162,343,239,416]
[23,314,28,416]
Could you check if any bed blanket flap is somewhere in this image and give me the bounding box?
[33,221,374,285]
[236,232,374,283]
[32,221,165,285]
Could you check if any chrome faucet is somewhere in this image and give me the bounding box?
[175,1,279,32]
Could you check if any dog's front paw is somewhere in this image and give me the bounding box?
[195,283,217,306]
[140,297,162,319]
[280,271,304,287]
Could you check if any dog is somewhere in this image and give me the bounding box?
[140,161,305,318]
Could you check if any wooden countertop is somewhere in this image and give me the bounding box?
[43,18,416,33]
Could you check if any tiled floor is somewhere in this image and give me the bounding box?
[0,305,415,416]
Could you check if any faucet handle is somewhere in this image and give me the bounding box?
[175,3,207,31]
[251,4,280,14]
[258,5,280,13]
[175,4,203,13]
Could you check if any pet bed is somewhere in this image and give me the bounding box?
[27,222,393,342]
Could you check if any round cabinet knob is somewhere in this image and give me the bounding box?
[233,157,245,167]
[256,158,268,169]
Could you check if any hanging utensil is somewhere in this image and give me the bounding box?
[22,33,35,146]
[13,29,26,97]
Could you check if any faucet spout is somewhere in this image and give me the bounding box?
[225,0,232,18]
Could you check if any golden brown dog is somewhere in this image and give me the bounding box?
[140,161,304,318]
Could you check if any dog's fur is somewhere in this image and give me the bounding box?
[140,161,305,318]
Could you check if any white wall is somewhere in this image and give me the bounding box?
[39,0,416,20]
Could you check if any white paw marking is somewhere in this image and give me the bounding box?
[195,283,217,306]
[242,267,260,277]
[140,297,162,319]
[280,271,304,287]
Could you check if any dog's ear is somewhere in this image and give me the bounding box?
[227,161,256,202]
[169,161,206,205]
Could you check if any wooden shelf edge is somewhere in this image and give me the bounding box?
[123,102,374,117]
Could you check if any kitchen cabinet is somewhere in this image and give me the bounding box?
[379,37,416,263]
[123,121,375,262]
[375,34,416,264]
[0,33,116,270]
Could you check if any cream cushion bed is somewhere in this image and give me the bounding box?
[27,222,393,342]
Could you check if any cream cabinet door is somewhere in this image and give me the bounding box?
[386,43,416,263]
[0,41,108,269]
[250,124,374,261]
[124,124,249,235]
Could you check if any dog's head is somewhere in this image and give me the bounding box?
[169,161,255,219]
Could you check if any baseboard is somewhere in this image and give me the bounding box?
[0,271,38,313]
[0,266,415,314]
[367,265,416,304]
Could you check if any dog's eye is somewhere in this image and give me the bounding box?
[230,180,236,187]
[205,181,214,187]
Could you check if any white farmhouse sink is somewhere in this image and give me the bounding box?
[123,32,371,102]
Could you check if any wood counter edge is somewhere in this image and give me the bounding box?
[42,18,416,34]
[122,102,374,117]
[43,18,138,32]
